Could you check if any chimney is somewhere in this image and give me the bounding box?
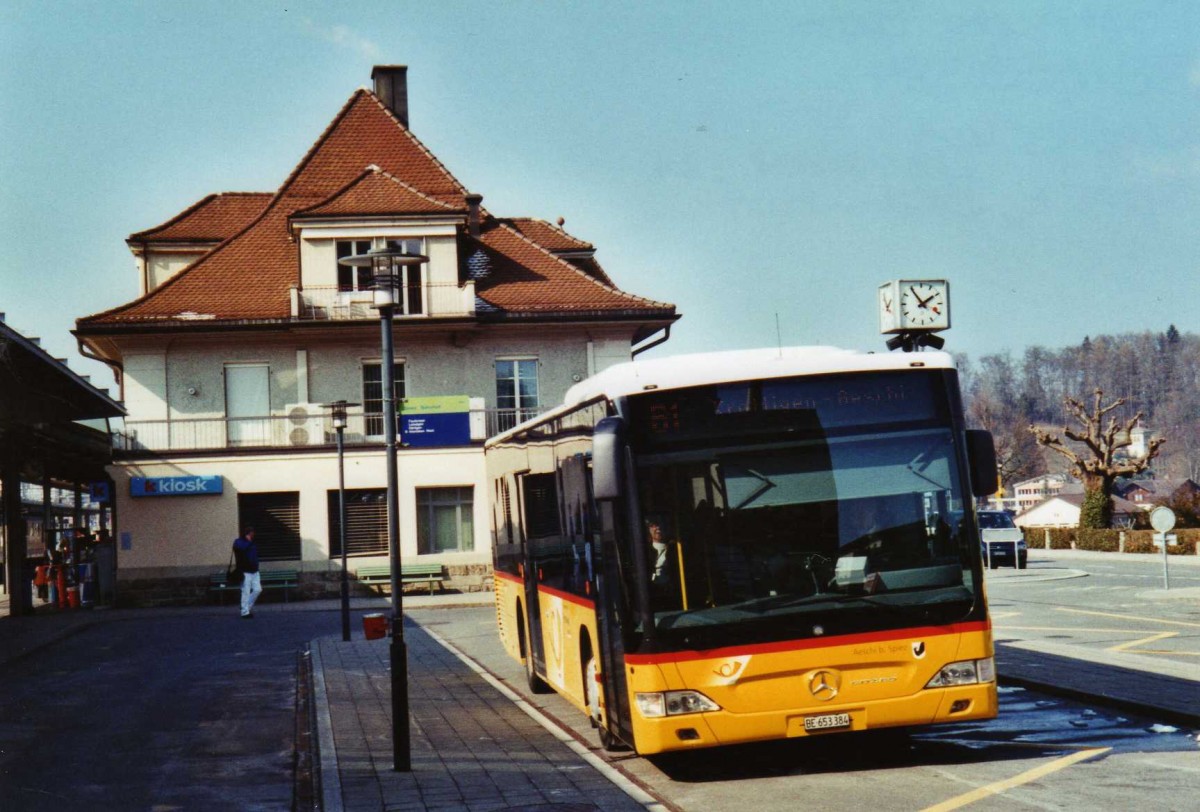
[372,65,409,128]
[465,193,483,238]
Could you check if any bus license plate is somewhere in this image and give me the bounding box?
[804,712,851,732]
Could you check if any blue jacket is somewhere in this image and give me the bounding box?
[232,536,259,574]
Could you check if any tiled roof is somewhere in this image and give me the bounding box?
[1019,490,1139,516]
[79,87,675,328]
[293,166,466,219]
[1115,478,1199,497]
[473,221,672,314]
[128,192,271,243]
[504,218,594,252]
[501,218,616,287]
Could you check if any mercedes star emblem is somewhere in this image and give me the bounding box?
[809,669,840,701]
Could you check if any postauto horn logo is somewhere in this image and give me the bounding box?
[131,475,223,498]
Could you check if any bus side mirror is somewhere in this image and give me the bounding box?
[592,417,626,501]
[966,430,998,498]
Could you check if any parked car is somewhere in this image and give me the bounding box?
[978,510,1027,569]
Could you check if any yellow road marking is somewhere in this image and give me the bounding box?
[1057,607,1200,629]
[1108,631,1177,653]
[921,748,1111,812]
[1135,650,1200,656]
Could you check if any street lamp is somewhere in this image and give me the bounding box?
[338,240,427,773]
[322,399,358,642]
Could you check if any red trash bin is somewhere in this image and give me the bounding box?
[362,613,388,640]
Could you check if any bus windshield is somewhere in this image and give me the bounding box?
[628,372,979,647]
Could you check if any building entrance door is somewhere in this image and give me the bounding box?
[225,364,270,446]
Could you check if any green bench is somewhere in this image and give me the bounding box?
[355,562,445,595]
[209,569,300,603]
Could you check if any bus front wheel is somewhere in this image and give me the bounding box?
[585,654,625,751]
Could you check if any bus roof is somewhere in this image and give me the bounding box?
[486,346,956,447]
[564,346,956,406]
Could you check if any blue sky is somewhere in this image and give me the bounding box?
[3,1,1200,392]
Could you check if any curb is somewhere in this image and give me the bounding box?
[423,626,672,812]
[998,669,1200,730]
[309,641,344,812]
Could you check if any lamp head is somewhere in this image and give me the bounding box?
[336,241,429,309]
[322,399,359,430]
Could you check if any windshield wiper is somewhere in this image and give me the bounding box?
[730,591,843,614]
[732,585,973,617]
[832,591,973,623]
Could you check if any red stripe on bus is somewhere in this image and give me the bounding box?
[623,620,991,665]
[537,583,596,610]
[493,571,596,610]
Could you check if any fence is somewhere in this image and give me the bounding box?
[113,406,546,454]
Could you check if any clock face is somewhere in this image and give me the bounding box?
[899,281,949,330]
[878,284,898,333]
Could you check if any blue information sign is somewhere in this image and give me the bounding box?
[400,396,472,447]
[130,475,224,498]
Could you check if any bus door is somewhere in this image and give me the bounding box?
[594,500,636,749]
[518,473,549,678]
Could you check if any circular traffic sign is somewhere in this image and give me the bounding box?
[1149,505,1176,533]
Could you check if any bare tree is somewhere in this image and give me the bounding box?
[1029,389,1165,528]
[969,389,1043,489]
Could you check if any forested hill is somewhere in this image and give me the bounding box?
[956,326,1200,483]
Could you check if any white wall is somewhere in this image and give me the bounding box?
[1015,499,1080,528]
[109,445,488,578]
[147,253,200,291]
[117,329,601,424]
[123,353,167,420]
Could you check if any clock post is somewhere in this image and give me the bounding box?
[878,279,950,352]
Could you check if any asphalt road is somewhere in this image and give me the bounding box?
[0,605,336,812]
[412,555,1200,812]
[987,550,1200,670]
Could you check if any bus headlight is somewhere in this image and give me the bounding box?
[925,657,995,688]
[635,690,721,718]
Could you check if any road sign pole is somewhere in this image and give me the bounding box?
[1149,506,1176,592]
[1155,532,1170,590]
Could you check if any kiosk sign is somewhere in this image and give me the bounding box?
[131,475,224,497]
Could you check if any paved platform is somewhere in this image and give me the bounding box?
[995,642,1200,727]
[312,619,655,812]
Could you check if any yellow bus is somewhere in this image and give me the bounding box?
[486,346,999,755]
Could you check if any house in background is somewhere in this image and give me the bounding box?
[1009,473,1071,513]
[1014,488,1140,529]
[74,66,677,602]
[1113,478,1200,508]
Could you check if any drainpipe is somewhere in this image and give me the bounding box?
[631,325,671,357]
[77,339,124,391]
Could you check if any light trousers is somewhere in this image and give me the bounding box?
[241,571,263,616]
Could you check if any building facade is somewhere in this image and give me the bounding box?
[75,67,677,601]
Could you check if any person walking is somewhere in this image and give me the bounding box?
[232,526,262,618]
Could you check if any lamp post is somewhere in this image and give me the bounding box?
[338,240,427,772]
[323,399,358,642]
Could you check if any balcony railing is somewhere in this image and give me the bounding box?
[290,282,476,321]
[113,405,546,454]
